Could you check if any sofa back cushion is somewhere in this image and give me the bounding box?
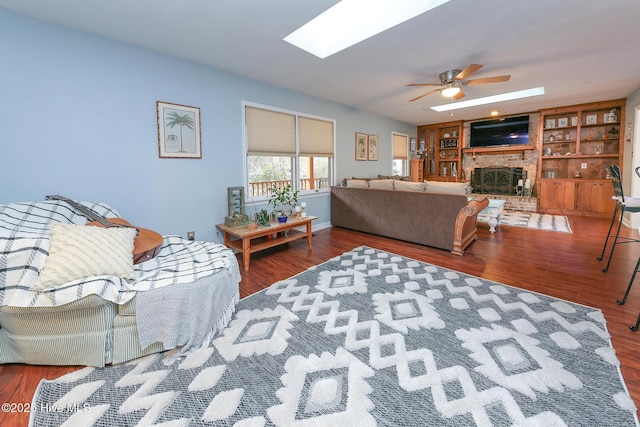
[346,179,369,188]
[368,179,395,190]
[424,181,469,196]
[394,180,426,192]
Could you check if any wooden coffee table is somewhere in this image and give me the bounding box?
[216,216,317,271]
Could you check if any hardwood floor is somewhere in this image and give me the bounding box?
[3,214,640,426]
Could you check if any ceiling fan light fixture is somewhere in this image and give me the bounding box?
[441,85,461,98]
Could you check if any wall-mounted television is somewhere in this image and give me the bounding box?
[469,115,530,148]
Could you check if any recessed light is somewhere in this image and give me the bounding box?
[284,0,451,59]
[490,111,500,116]
[431,87,545,112]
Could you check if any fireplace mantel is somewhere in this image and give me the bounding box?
[463,145,535,156]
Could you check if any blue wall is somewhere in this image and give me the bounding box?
[0,8,415,242]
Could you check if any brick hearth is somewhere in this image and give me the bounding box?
[472,194,538,212]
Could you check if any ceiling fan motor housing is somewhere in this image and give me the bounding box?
[439,69,462,84]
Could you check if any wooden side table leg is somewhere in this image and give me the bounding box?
[306,222,313,248]
[242,236,251,271]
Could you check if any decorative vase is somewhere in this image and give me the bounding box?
[277,215,288,223]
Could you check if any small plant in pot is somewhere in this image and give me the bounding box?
[268,184,299,223]
[256,208,270,226]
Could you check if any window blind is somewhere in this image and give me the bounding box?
[299,116,334,157]
[246,106,296,156]
[393,133,408,158]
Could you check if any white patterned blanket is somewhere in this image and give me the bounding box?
[0,200,237,307]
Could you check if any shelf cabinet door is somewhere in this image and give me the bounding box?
[576,180,615,214]
[417,120,462,181]
[539,181,575,211]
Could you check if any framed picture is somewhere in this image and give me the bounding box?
[571,116,578,126]
[410,137,417,151]
[558,117,568,127]
[355,132,368,160]
[367,135,379,161]
[586,114,597,125]
[545,119,556,129]
[157,101,202,158]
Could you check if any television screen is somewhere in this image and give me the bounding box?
[469,116,529,148]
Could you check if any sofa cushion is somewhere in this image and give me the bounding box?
[342,176,375,187]
[424,181,469,196]
[394,180,426,192]
[32,223,136,290]
[346,179,369,188]
[369,179,395,190]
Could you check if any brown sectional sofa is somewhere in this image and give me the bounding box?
[330,179,488,255]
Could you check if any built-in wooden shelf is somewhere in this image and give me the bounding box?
[542,154,618,160]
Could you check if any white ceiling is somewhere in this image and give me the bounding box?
[2,0,640,125]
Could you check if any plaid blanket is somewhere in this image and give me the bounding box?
[0,200,238,307]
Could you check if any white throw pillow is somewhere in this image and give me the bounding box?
[368,179,395,190]
[32,223,136,290]
[346,179,369,188]
[424,181,470,195]
[394,180,426,192]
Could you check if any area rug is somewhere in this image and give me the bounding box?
[479,210,573,233]
[30,247,637,426]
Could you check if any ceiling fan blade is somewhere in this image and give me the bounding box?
[409,88,441,102]
[455,64,483,81]
[406,83,441,87]
[466,75,511,85]
[454,89,465,100]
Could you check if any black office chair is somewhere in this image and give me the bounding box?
[597,165,640,272]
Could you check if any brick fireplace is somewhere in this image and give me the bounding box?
[471,167,524,195]
[462,113,540,212]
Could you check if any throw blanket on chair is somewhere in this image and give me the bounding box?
[0,201,238,308]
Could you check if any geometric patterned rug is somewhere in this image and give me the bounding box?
[30,247,637,426]
[480,210,573,233]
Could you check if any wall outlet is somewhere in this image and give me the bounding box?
[581,163,587,169]
[187,231,195,241]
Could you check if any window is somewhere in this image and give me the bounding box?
[245,104,335,198]
[392,132,409,176]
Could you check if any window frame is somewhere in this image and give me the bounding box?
[242,101,336,202]
[392,131,409,176]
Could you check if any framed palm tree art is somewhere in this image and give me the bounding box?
[157,101,202,158]
[355,132,367,161]
[367,134,379,161]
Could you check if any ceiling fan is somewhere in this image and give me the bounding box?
[407,64,511,102]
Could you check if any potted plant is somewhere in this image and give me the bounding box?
[268,184,299,223]
[256,208,270,226]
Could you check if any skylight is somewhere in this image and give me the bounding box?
[430,87,546,112]
[284,0,451,59]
